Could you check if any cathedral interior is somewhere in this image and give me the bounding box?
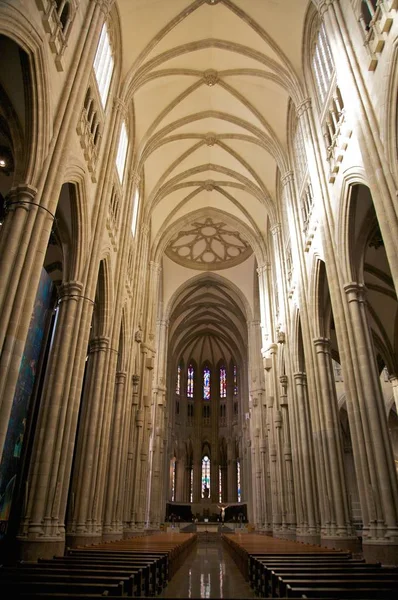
[1,0,398,571]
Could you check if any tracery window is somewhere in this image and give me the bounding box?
[38,0,77,70]
[176,364,181,396]
[233,365,238,396]
[202,455,210,498]
[116,121,128,182]
[94,22,114,108]
[187,364,194,398]
[220,366,226,398]
[311,21,334,105]
[203,367,211,400]
[237,459,241,503]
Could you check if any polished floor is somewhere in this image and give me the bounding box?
[159,539,256,599]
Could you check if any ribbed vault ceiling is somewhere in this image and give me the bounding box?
[117,0,308,366]
[168,276,248,367]
[118,0,308,251]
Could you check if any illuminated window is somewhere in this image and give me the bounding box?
[187,364,194,398]
[203,367,211,400]
[131,188,140,236]
[219,466,222,503]
[311,22,334,105]
[176,364,181,395]
[93,22,114,108]
[220,366,226,398]
[171,458,176,502]
[202,455,210,498]
[116,121,128,182]
[233,365,238,396]
[190,467,193,503]
[237,459,241,503]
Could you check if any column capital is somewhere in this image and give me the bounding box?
[281,171,294,187]
[58,280,84,302]
[89,336,110,353]
[257,262,271,276]
[270,222,282,236]
[344,282,367,303]
[113,96,127,117]
[116,371,127,384]
[92,0,115,16]
[296,97,312,119]
[293,371,307,384]
[313,337,331,353]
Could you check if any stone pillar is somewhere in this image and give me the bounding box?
[279,375,296,538]
[313,337,357,549]
[0,0,111,461]
[67,335,110,546]
[293,372,320,543]
[344,282,398,561]
[149,389,166,528]
[320,0,398,289]
[17,282,93,560]
[102,371,127,540]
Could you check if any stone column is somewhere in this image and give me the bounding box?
[67,335,110,546]
[313,337,357,549]
[123,373,140,533]
[17,282,93,560]
[279,375,296,538]
[149,389,166,528]
[344,282,398,561]
[320,0,398,289]
[293,372,319,543]
[102,371,127,541]
[0,0,111,460]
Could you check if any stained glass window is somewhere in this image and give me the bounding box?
[202,455,210,498]
[219,466,222,503]
[237,459,241,503]
[220,366,226,398]
[187,364,194,398]
[176,365,181,395]
[190,467,193,503]
[171,458,176,502]
[203,367,210,400]
[233,365,238,396]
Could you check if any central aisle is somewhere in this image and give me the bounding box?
[158,540,256,599]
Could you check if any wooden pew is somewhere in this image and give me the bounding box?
[286,583,398,598]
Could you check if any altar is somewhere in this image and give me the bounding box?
[196,522,220,533]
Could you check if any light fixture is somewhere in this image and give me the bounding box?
[0,159,6,168]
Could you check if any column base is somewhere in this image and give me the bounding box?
[320,536,361,553]
[16,538,66,561]
[65,534,102,548]
[274,530,297,541]
[102,532,124,543]
[363,541,398,565]
[296,533,321,546]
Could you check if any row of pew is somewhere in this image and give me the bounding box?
[223,533,398,598]
[0,532,197,598]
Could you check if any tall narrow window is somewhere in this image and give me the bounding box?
[131,188,140,236]
[187,364,194,398]
[176,364,181,395]
[203,367,211,400]
[237,459,241,503]
[311,22,334,105]
[219,466,222,503]
[233,365,238,396]
[93,22,114,108]
[171,458,176,502]
[116,121,128,182]
[220,366,226,398]
[202,455,210,498]
[190,467,193,503]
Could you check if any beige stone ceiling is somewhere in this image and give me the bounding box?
[117,0,309,264]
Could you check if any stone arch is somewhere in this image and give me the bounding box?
[382,35,398,184]
[0,6,50,185]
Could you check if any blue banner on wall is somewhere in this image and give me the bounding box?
[0,269,53,539]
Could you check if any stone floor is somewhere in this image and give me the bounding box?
[158,540,256,598]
